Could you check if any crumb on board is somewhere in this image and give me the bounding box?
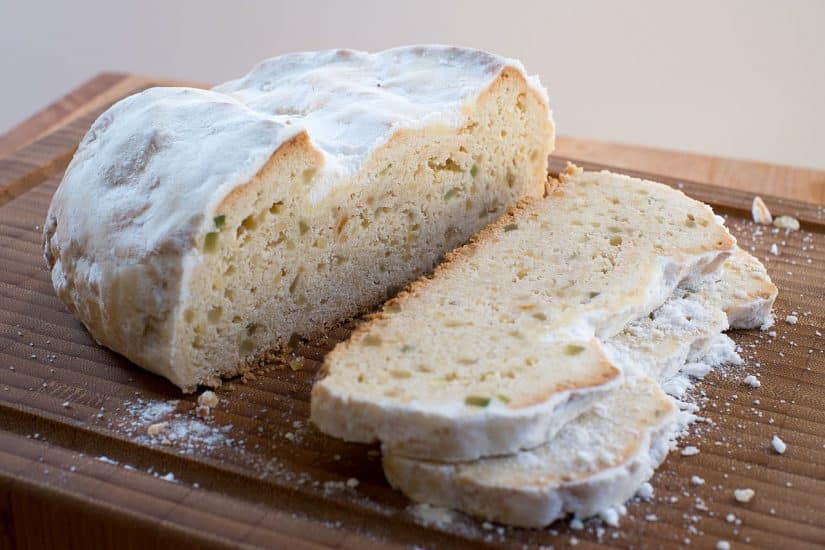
[681,446,700,456]
[751,196,772,225]
[772,435,787,454]
[743,374,761,388]
[734,488,755,503]
[198,390,219,408]
[785,314,798,325]
[147,421,168,436]
[773,215,800,231]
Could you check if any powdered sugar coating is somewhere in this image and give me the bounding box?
[216,46,550,202]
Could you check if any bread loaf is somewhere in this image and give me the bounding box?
[43,46,554,391]
[311,167,736,461]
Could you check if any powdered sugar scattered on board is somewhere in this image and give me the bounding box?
[109,396,240,455]
[410,503,455,527]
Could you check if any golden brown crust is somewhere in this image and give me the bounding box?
[217,131,321,212]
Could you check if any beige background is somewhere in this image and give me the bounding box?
[1,0,823,170]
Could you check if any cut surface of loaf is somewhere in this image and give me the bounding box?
[382,249,775,527]
[43,46,554,392]
[312,167,735,461]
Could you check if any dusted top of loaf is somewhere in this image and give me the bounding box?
[215,46,549,199]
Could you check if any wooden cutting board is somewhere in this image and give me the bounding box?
[1,78,824,550]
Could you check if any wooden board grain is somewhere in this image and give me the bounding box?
[0,81,824,549]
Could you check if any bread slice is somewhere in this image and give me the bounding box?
[383,374,677,527]
[43,46,554,392]
[689,246,778,329]
[312,167,735,461]
[381,249,775,527]
[607,246,777,381]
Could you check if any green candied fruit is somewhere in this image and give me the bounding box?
[213,215,226,229]
[470,164,479,177]
[503,223,519,232]
[443,188,459,201]
[362,334,382,346]
[204,232,219,253]
[588,291,600,299]
[564,344,586,356]
[465,395,491,407]
[496,394,511,404]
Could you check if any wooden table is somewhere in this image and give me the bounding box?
[1,74,824,550]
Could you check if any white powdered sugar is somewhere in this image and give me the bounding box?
[409,503,455,527]
[662,334,743,399]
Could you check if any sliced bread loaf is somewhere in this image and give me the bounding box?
[312,167,735,461]
[382,249,775,527]
[44,46,554,392]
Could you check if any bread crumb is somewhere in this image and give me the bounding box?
[773,215,800,231]
[743,375,761,388]
[734,488,755,503]
[681,446,700,456]
[346,477,360,488]
[198,390,219,408]
[690,475,705,486]
[569,517,584,530]
[716,541,731,550]
[785,315,798,325]
[751,196,772,225]
[769,243,779,256]
[771,435,787,454]
[147,421,168,436]
[645,514,658,522]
